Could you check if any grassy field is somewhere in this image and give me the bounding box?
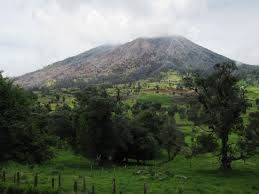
[138,93,173,107]
[1,150,259,194]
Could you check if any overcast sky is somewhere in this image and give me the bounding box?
[0,0,259,76]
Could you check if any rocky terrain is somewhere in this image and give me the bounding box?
[15,36,233,88]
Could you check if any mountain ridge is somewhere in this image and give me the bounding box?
[15,36,241,88]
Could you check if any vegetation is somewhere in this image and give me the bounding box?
[75,87,183,165]
[185,62,257,170]
[0,73,54,163]
[1,150,259,193]
[0,61,259,193]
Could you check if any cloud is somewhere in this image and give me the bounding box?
[0,0,258,76]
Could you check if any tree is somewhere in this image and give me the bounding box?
[76,87,119,165]
[115,87,122,102]
[49,104,76,146]
[15,103,54,163]
[160,117,183,160]
[128,124,159,163]
[135,108,163,136]
[55,94,60,101]
[75,88,162,165]
[246,111,259,151]
[112,113,161,164]
[178,107,186,119]
[132,100,164,137]
[185,62,253,170]
[167,104,178,117]
[0,72,53,163]
[155,85,159,93]
[132,100,161,115]
[112,115,134,163]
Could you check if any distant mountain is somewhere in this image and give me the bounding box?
[15,36,239,88]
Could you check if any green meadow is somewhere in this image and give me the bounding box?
[1,150,259,194]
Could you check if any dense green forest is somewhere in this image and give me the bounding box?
[0,62,259,193]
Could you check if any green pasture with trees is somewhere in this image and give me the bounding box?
[0,61,259,193]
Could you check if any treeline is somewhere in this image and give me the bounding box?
[51,87,184,165]
[0,72,184,165]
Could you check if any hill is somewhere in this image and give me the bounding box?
[15,36,235,88]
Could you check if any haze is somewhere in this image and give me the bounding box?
[0,0,259,76]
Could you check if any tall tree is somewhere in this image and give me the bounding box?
[76,87,118,165]
[49,104,76,146]
[160,117,183,161]
[185,62,254,170]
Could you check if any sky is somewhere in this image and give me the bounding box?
[0,0,259,77]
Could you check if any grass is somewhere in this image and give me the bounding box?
[138,93,173,107]
[1,150,259,194]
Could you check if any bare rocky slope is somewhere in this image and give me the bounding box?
[15,36,233,88]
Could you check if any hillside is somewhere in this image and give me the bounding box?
[15,36,232,88]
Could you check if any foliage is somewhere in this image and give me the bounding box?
[245,106,259,153]
[48,105,76,146]
[185,62,256,170]
[159,117,184,160]
[75,87,118,164]
[194,133,218,154]
[0,73,53,163]
[74,88,176,165]
[133,100,164,136]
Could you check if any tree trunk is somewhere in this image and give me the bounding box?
[220,134,232,170]
[167,149,171,161]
